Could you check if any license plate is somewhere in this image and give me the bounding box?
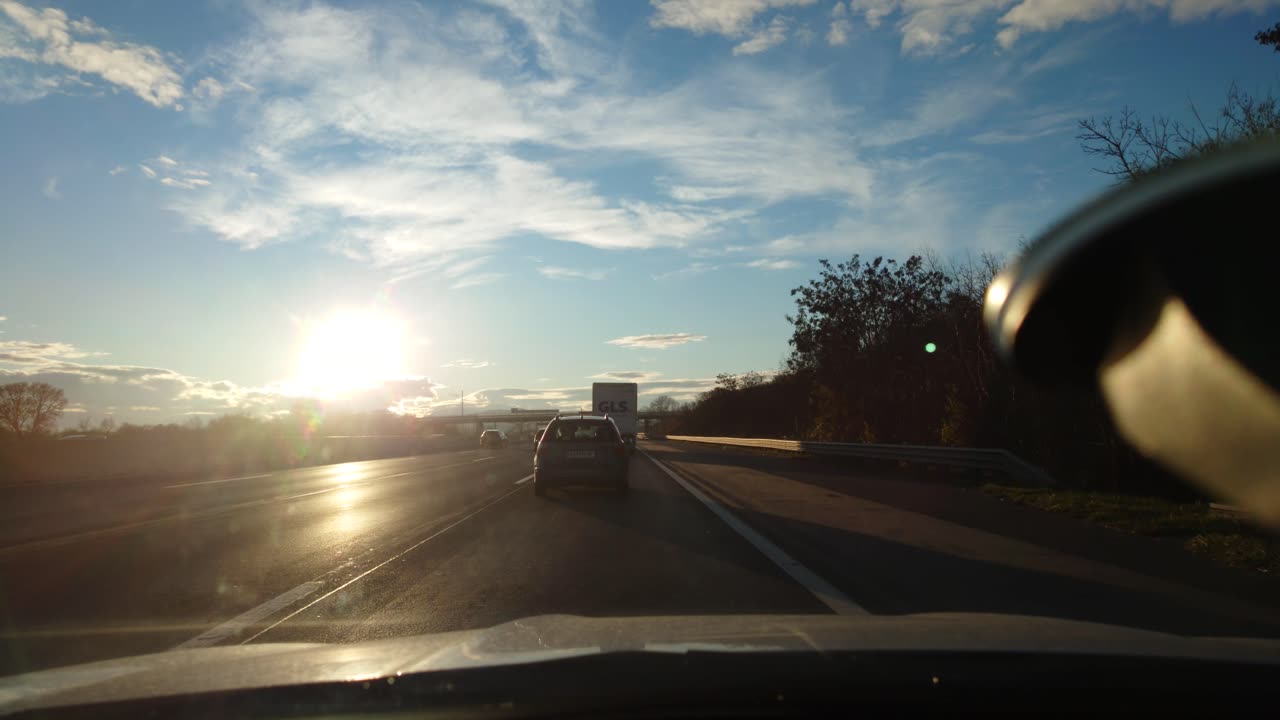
[567,450,595,459]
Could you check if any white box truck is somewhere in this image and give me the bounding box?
[592,382,638,452]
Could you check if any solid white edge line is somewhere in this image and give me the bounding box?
[174,581,323,649]
[642,450,868,617]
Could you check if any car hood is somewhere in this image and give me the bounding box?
[3,612,1279,713]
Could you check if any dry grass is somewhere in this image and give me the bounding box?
[981,484,1280,575]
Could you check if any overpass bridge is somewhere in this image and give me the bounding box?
[422,409,679,432]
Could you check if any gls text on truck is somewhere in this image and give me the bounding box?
[592,382,638,454]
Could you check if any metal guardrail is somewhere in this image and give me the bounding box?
[665,436,1056,488]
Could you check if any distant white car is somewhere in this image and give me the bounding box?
[480,430,508,449]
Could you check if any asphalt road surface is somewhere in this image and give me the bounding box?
[3,441,1278,677]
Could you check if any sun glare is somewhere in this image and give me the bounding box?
[295,310,406,398]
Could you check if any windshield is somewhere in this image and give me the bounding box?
[545,420,617,442]
[2,0,1279,695]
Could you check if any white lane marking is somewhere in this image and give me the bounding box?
[164,474,272,489]
[514,474,534,485]
[236,483,527,645]
[174,581,323,649]
[642,451,868,617]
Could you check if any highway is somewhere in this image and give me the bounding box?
[2,442,1278,676]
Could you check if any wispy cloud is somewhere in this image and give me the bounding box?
[649,0,814,38]
[652,262,719,280]
[828,1,852,46]
[441,359,492,369]
[450,272,505,290]
[2,334,444,423]
[107,165,127,176]
[135,156,213,191]
[733,15,792,55]
[162,1,871,268]
[970,107,1084,145]
[606,333,706,349]
[0,340,104,363]
[538,265,608,281]
[41,176,60,199]
[0,0,183,107]
[590,370,663,381]
[844,0,1280,54]
[745,258,799,270]
[160,177,204,190]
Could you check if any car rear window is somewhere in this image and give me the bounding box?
[544,421,617,443]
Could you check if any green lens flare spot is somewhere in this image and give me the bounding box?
[925,342,937,353]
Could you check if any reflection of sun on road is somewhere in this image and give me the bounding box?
[322,485,369,537]
[292,309,408,399]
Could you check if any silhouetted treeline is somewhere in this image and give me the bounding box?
[667,253,1186,496]
[0,408,467,484]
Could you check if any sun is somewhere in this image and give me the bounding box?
[294,309,407,398]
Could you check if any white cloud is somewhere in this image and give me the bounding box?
[0,0,183,107]
[192,76,223,100]
[605,333,707,349]
[441,359,493,369]
[41,176,60,199]
[969,107,1080,144]
[590,370,663,381]
[537,265,609,281]
[450,272,505,290]
[107,165,127,176]
[157,2,874,270]
[160,177,197,190]
[843,0,1280,54]
[652,262,720,280]
[138,164,156,178]
[0,340,103,363]
[1,334,446,424]
[733,15,792,55]
[828,2,853,45]
[848,0,896,28]
[649,0,814,36]
[155,155,178,167]
[996,0,1280,47]
[745,258,800,270]
[862,66,1019,148]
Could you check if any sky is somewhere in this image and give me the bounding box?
[2,0,1279,425]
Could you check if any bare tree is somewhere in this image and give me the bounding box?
[1078,85,1280,182]
[645,395,679,413]
[0,382,68,438]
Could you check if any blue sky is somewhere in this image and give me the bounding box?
[2,0,1278,425]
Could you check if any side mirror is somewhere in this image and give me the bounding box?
[984,141,1280,525]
